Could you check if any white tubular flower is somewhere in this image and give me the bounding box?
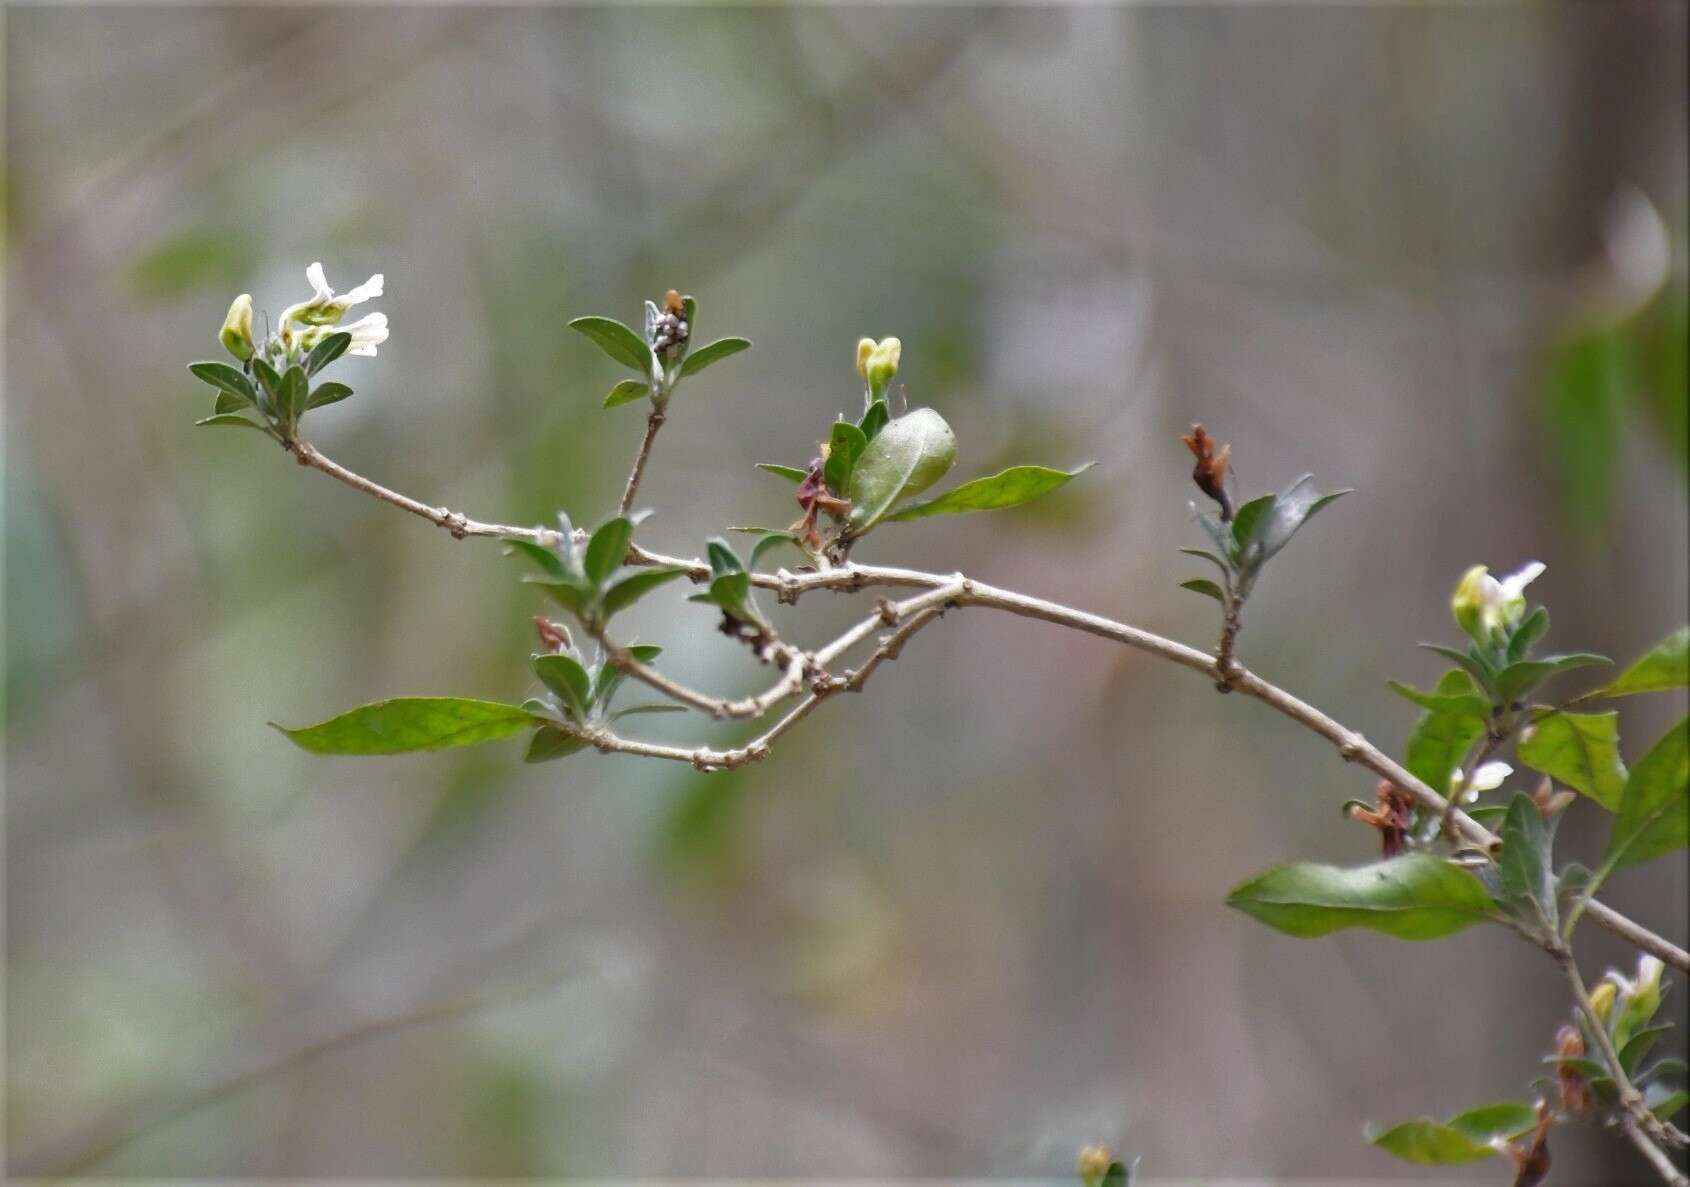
[1452,562,1545,639]
[279,262,385,345]
[1449,761,1512,803]
[337,311,389,357]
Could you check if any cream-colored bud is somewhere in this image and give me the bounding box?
[1076,1145,1112,1187]
[856,338,876,381]
[1589,978,1618,1025]
[220,293,255,361]
[1452,565,1489,639]
[866,336,902,392]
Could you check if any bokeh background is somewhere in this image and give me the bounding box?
[5,3,1688,1181]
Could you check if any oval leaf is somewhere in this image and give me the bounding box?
[1602,715,1688,871]
[585,517,634,588]
[846,407,957,531]
[1404,670,1488,794]
[273,697,537,755]
[1225,854,1494,940]
[1180,578,1227,604]
[887,462,1095,522]
[188,361,257,402]
[525,725,587,763]
[756,463,808,483]
[1517,710,1626,809]
[1368,1120,1498,1166]
[603,378,649,409]
[678,336,750,378]
[306,381,354,411]
[533,654,592,717]
[600,565,690,618]
[568,316,654,374]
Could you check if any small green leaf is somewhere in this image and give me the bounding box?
[584,518,634,588]
[705,538,744,577]
[194,414,272,434]
[1498,792,1556,928]
[1387,674,1490,719]
[1518,711,1626,809]
[529,581,590,614]
[886,463,1095,522]
[525,725,586,763]
[273,697,537,755]
[1603,715,1688,871]
[505,540,567,582]
[1419,644,1497,695]
[1507,607,1550,663]
[600,566,689,618]
[1494,659,1559,704]
[1367,1120,1499,1166]
[568,316,654,374]
[1229,494,1275,553]
[846,407,957,531]
[1178,547,1231,581]
[304,331,352,377]
[251,356,283,400]
[678,336,750,377]
[1254,474,1351,559]
[756,463,808,483]
[305,381,354,411]
[593,642,661,709]
[533,654,592,717]
[278,365,308,426]
[213,390,249,415]
[602,378,649,409]
[823,420,869,494]
[748,530,800,571]
[1591,627,1689,698]
[1180,578,1227,604]
[1404,671,1488,794]
[188,361,257,403]
[1224,854,1494,940]
[611,703,688,721]
[1647,1085,1689,1120]
[859,398,890,442]
[1619,1024,1675,1076]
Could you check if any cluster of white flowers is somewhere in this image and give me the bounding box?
[219,262,389,362]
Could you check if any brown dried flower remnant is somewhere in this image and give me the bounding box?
[1554,1024,1591,1115]
[532,615,573,654]
[1348,781,1415,857]
[1531,775,1577,819]
[1181,423,1234,521]
[1499,1100,1553,1187]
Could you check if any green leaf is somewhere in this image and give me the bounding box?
[1254,474,1351,559]
[273,697,537,755]
[568,316,654,374]
[846,407,957,531]
[593,642,662,709]
[756,463,808,483]
[1419,644,1497,695]
[278,365,308,426]
[1178,547,1231,581]
[525,725,586,763]
[1647,1085,1689,1120]
[1404,671,1488,794]
[748,530,800,571]
[611,703,688,721]
[1229,494,1275,554]
[304,331,352,377]
[1603,715,1688,871]
[1493,659,1559,704]
[1498,792,1556,928]
[213,390,250,415]
[1619,1024,1675,1076]
[251,356,283,400]
[505,540,567,582]
[886,462,1095,522]
[584,518,634,588]
[602,378,649,409]
[705,537,744,577]
[600,566,689,618]
[1367,1119,1500,1165]
[678,336,750,377]
[194,414,272,434]
[1507,607,1550,663]
[859,398,890,442]
[533,654,592,717]
[1592,627,1689,698]
[531,581,590,614]
[1387,675,1490,719]
[1518,711,1626,809]
[1224,854,1494,940]
[1179,578,1227,604]
[1446,1101,1541,1145]
[823,420,869,494]
[188,361,258,403]
[305,381,354,411]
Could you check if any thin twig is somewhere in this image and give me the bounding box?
[1623,1114,1690,1187]
[617,406,667,515]
[278,443,1689,973]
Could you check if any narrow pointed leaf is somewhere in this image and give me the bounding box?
[1419,644,1497,694]
[1517,711,1626,809]
[1387,677,1490,719]
[505,540,567,582]
[304,331,352,377]
[1591,627,1688,698]
[1225,854,1494,940]
[756,463,808,483]
[1603,715,1688,871]
[273,698,537,755]
[678,336,750,377]
[887,463,1095,522]
[533,654,592,717]
[1367,1120,1499,1165]
[1180,578,1226,604]
[188,361,257,402]
[585,517,634,588]
[568,316,654,374]
[1446,1102,1540,1144]
[858,398,889,442]
[1508,607,1550,663]
[600,565,689,617]
[1498,792,1556,927]
[306,381,354,410]
[195,414,271,434]
[823,420,869,494]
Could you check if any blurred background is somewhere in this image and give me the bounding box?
[5,3,1687,1181]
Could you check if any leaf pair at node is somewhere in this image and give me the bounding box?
[506,513,690,629]
[570,292,751,410]
[189,330,355,442]
[1182,471,1351,605]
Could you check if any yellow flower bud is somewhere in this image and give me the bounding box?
[1076,1145,1112,1187]
[220,293,255,361]
[866,336,901,392]
[856,337,876,381]
[1589,978,1618,1025]
[1452,565,1489,639]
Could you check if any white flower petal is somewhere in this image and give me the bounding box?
[305,262,333,303]
[1500,562,1546,600]
[1470,761,1513,792]
[340,273,384,307]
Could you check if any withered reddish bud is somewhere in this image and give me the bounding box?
[1347,781,1415,857]
[533,615,572,654]
[1502,1101,1553,1187]
[1555,1025,1590,1115]
[1531,776,1576,819]
[662,288,685,316]
[1181,423,1235,521]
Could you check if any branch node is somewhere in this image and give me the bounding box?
[1338,732,1367,762]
